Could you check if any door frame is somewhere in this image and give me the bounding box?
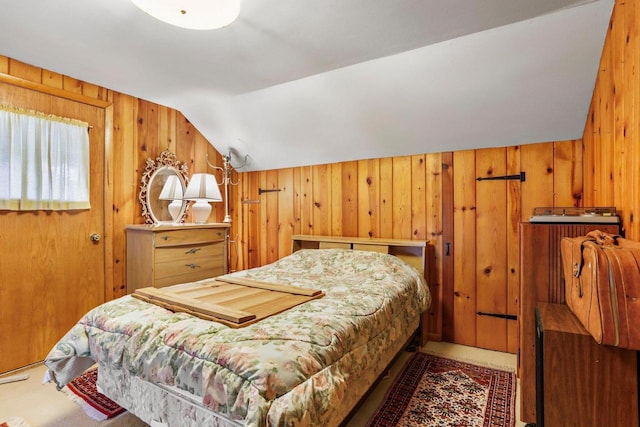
[0,72,114,302]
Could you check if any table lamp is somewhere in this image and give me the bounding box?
[184,173,222,224]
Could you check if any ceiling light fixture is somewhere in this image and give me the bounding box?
[131,0,241,30]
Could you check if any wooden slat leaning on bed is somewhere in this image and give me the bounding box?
[44,236,431,427]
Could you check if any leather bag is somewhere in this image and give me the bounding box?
[560,230,640,349]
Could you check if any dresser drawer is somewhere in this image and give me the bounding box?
[154,254,225,285]
[154,228,225,247]
[154,264,226,288]
[154,244,225,287]
[155,243,224,279]
[155,242,224,264]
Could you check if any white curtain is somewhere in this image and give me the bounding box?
[0,105,90,210]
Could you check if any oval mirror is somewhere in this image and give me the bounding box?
[138,150,189,224]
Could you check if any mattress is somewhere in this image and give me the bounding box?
[45,249,431,426]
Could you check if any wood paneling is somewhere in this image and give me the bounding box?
[299,166,313,236]
[476,148,509,351]
[230,154,447,341]
[379,158,394,237]
[452,150,477,346]
[425,153,443,341]
[521,143,555,219]
[329,163,343,236]
[0,57,8,74]
[393,156,412,239]
[112,92,136,297]
[1,0,637,374]
[312,164,331,237]
[53,0,640,364]
[583,0,640,240]
[505,146,521,354]
[358,159,379,238]
[0,57,220,372]
[278,167,295,259]
[341,161,358,237]
[554,140,583,207]
[440,153,454,340]
[232,139,585,348]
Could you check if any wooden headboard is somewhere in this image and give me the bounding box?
[291,235,428,276]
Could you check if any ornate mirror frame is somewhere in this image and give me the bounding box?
[139,150,189,224]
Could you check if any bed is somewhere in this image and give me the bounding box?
[44,242,431,426]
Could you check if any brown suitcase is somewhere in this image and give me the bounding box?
[561,230,640,349]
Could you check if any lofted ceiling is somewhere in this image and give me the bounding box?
[0,0,613,171]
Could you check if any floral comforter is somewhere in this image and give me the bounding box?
[45,249,431,426]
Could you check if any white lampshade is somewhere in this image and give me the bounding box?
[131,0,241,30]
[158,175,183,200]
[159,175,184,223]
[184,173,222,224]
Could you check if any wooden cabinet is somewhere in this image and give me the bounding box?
[536,303,638,427]
[126,224,229,293]
[519,222,620,423]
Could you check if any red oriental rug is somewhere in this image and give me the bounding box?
[367,352,516,427]
[66,368,126,421]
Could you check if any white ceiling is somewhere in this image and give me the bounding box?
[0,0,613,171]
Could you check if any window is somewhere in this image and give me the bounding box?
[0,105,90,210]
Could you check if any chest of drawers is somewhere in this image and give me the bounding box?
[126,224,229,293]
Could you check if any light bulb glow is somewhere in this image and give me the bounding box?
[131,0,241,30]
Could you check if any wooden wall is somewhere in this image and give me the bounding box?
[226,0,640,352]
[228,155,446,339]
[583,0,640,240]
[110,93,225,300]
[2,0,635,357]
[0,56,222,304]
[229,140,583,352]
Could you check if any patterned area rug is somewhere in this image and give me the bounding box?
[66,368,126,421]
[367,352,515,426]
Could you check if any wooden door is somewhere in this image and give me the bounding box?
[0,81,106,373]
[450,147,520,353]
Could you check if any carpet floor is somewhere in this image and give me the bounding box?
[366,352,515,426]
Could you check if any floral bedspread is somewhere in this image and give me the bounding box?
[45,249,430,426]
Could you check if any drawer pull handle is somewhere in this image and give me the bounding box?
[185,264,201,269]
[161,236,169,240]
[185,248,201,255]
